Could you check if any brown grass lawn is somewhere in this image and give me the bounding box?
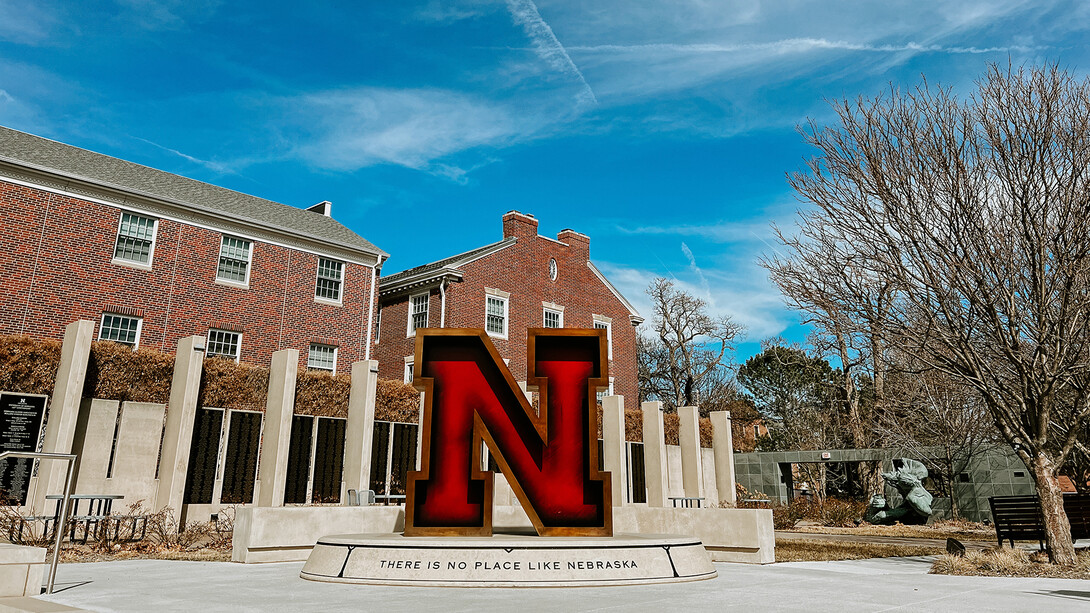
[784,519,993,541]
[930,547,1090,579]
[775,538,943,562]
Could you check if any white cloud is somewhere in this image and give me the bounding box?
[0,1,62,44]
[414,0,502,22]
[595,258,791,341]
[113,0,223,30]
[132,136,237,175]
[567,39,1044,56]
[280,87,567,177]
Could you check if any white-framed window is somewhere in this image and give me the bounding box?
[99,313,142,347]
[754,424,761,439]
[404,356,414,383]
[216,235,252,285]
[315,257,344,302]
[543,308,562,328]
[408,293,429,335]
[593,315,613,360]
[113,212,157,266]
[485,291,509,338]
[596,377,615,404]
[375,309,382,343]
[307,343,337,373]
[207,329,242,362]
[548,258,558,281]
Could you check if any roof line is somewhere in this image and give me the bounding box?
[381,237,516,284]
[587,261,642,320]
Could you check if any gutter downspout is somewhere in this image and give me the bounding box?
[365,257,381,360]
[439,278,447,328]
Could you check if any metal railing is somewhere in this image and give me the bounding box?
[0,451,77,595]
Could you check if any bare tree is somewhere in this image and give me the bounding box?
[640,278,744,411]
[768,64,1090,564]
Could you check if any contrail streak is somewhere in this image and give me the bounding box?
[506,0,597,106]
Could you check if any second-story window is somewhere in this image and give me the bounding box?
[594,316,613,359]
[207,329,242,362]
[543,308,562,328]
[486,295,507,338]
[307,343,337,373]
[217,235,252,284]
[99,313,142,347]
[316,257,344,302]
[113,212,157,265]
[409,293,429,335]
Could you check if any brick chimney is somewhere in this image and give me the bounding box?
[558,228,590,260]
[502,210,539,240]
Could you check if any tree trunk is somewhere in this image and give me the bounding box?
[1030,452,1076,565]
[945,450,960,521]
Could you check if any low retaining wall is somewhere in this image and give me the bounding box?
[231,505,774,565]
[232,506,405,563]
[0,544,44,597]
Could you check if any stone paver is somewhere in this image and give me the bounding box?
[29,556,1090,613]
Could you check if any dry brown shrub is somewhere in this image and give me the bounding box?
[294,369,351,417]
[0,335,61,396]
[198,357,269,412]
[83,341,174,403]
[699,418,713,447]
[659,412,714,447]
[375,378,419,422]
[663,412,680,445]
[625,408,643,442]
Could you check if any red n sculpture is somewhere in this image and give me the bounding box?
[404,329,613,537]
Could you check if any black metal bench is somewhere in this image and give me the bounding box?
[989,494,1090,548]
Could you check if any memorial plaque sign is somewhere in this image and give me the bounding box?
[183,408,223,505]
[284,415,314,505]
[220,411,262,504]
[0,392,47,506]
[312,417,346,503]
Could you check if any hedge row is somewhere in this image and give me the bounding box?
[0,334,418,420]
[3,334,722,445]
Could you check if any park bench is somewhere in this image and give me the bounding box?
[988,494,1090,549]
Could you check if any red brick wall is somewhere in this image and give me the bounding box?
[375,215,639,405]
[0,178,376,371]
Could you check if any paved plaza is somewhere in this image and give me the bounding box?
[31,556,1090,612]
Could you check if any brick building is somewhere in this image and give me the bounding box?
[0,126,386,372]
[374,211,643,401]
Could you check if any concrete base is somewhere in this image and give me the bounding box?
[232,504,773,565]
[301,532,717,587]
[232,506,405,563]
[0,596,88,612]
[0,545,45,598]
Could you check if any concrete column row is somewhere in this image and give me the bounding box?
[599,397,737,508]
[28,320,381,524]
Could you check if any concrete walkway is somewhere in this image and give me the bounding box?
[32,557,1090,613]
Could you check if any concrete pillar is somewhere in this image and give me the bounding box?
[711,411,737,506]
[30,319,93,513]
[678,406,704,499]
[342,359,378,497]
[602,395,626,506]
[641,401,669,507]
[155,336,205,514]
[255,349,299,507]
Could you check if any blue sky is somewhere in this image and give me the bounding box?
[2,0,1088,362]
